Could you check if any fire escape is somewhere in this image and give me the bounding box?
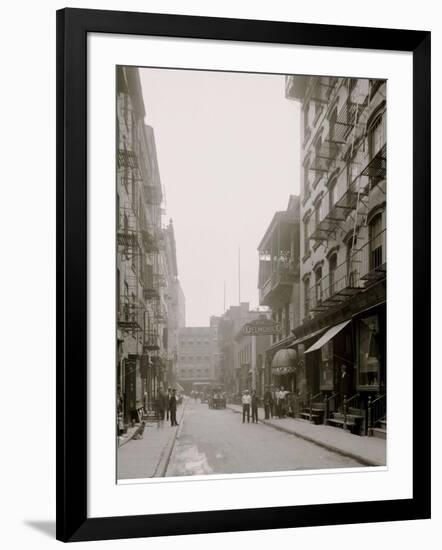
[306,79,387,314]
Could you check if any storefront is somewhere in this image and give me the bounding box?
[271,348,297,392]
[304,320,354,399]
[298,304,386,430]
[354,305,386,394]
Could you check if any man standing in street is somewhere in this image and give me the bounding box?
[251,390,259,423]
[276,386,287,418]
[263,386,273,419]
[242,390,251,423]
[270,385,277,417]
[169,389,179,426]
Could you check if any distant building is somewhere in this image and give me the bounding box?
[233,318,271,396]
[176,325,218,393]
[217,303,269,397]
[285,75,386,434]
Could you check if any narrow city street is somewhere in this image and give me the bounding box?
[166,399,362,477]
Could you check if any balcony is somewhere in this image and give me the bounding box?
[306,76,338,105]
[117,148,138,169]
[361,143,386,181]
[259,260,299,306]
[307,229,386,313]
[144,331,160,351]
[117,300,142,331]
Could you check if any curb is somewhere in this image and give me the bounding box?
[118,425,142,447]
[152,401,187,477]
[226,405,382,467]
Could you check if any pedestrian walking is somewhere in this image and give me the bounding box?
[165,387,171,421]
[155,391,166,423]
[169,389,179,426]
[263,386,273,419]
[242,390,251,423]
[251,390,259,423]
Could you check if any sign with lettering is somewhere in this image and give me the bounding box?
[241,319,281,336]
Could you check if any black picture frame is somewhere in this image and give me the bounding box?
[56,7,431,543]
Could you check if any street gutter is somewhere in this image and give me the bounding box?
[152,400,187,477]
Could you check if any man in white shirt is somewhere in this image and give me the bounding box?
[276,386,287,418]
[242,390,252,423]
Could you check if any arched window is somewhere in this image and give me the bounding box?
[315,266,323,305]
[369,213,384,270]
[329,178,337,212]
[369,111,386,160]
[328,253,338,297]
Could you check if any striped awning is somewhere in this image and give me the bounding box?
[271,348,297,373]
[304,320,351,354]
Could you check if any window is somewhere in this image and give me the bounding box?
[358,315,381,387]
[346,237,357,287]
[303,217,310,256]
[329,178,337,212]
[320,341,334,390]
[328,254,337,296]
[329,106,338,142]
[303,166,310,199]
[369,213,384,270]
[303,102,311,142]
[314,200,321,230]
[131,171,136,212]
[369,112,386,159]
[284,303,290,337]
[304,277,310,317]
[116,194,120,229]
[116,268,120,317]
[315,266,323,305]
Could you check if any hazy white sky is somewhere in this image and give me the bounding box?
[139,68,301,327]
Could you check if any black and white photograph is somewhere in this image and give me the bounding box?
[116,67,387,481]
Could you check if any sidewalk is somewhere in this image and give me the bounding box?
[227,404,386,467]
[117,404,186,479]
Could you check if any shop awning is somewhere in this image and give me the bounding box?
[289,327,328,348]
[304,320,351,354]
[271,348,297,370]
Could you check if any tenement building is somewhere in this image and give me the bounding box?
[116,67,174,426]
[163,219,186,389]
[257,195,301,393]
[285,75,387,436]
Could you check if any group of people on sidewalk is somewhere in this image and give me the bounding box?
[263,385,290,419]
[155,387,179,426]
[241,385,289,423]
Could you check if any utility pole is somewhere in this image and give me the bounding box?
[238,247,241,304]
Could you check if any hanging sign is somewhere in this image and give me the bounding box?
[241,319,281,336]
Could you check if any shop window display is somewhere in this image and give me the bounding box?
[358,315,381,387]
